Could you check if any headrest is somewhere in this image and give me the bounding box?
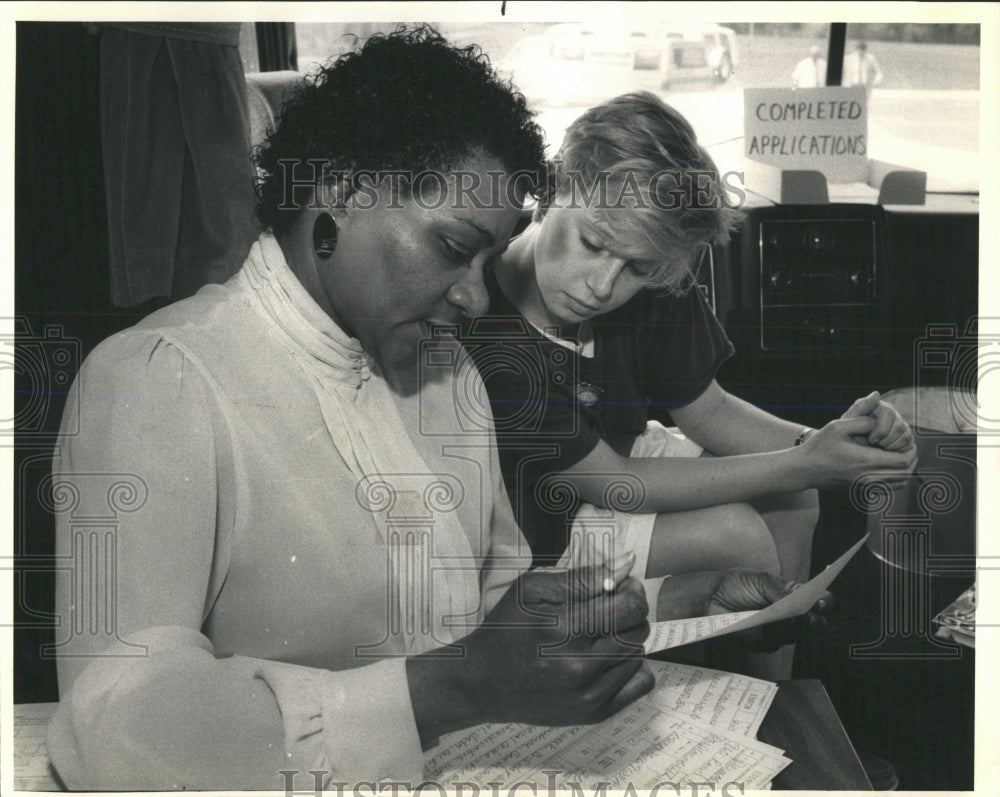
[245,70,306,150]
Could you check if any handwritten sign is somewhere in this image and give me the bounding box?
[744,86,868,183]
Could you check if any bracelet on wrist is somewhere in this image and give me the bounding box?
[794,427,815,446]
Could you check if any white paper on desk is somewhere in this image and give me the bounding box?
[645,534,868,654]
[595,708,791,790]
[427,709,789,790]
[425,660,791,790]
[14,703,61,791]
[647,662,779,739]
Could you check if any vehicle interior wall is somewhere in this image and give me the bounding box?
[712,209,980,427]
[14,22,130,704]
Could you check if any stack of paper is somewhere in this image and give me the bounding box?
[13,703,61,791]
[425,537,873,789]
[425,661,791,790]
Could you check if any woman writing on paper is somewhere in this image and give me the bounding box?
[47,30,816,790]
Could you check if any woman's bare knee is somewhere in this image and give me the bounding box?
[716,503,780,575]
[647,503,779,576]
[754,489,820,581]
[755,489,820,536]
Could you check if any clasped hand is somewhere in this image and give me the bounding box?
[800,391,917,484]
[841,390,915,452]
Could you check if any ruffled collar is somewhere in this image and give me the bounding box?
[237,234,483,648]
[239,232,373,389]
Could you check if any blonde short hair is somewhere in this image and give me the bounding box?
[538,92,742,293]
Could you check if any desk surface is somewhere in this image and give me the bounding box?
[14,680,871,791]
[762,680,873,790]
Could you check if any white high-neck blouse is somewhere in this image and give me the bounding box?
[46,233,529,790]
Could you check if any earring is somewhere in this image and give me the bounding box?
[312,212,338,259]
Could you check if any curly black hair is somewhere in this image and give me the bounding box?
[253,25,546,234]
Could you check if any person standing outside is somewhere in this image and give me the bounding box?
[791,45,827,88]
[843,40,883,94]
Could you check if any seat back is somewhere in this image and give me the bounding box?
[245,70,306,150]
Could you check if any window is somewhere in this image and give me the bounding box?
[283,17,980,193]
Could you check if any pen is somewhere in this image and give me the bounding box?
[602,550,636,594]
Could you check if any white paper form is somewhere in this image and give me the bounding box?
[646,662,778,739]
[644,610,757,652]
[571,708,791,790]
[645,534,868,654]
[426,706,790,790]
[14,703,61,791]
[424,660,791,790]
